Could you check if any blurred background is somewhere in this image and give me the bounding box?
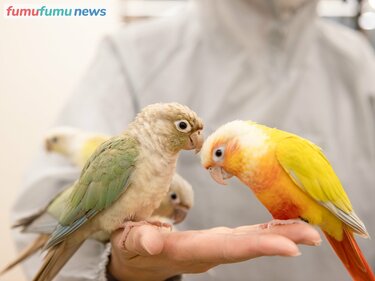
[1,0,375,280]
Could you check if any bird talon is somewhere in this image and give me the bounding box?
[148,221,173,230]
[265,219,305,229]
[119,220,173,250]
[119,221,149,250]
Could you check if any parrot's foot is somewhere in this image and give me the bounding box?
[147,220,173,230]
[261,219,306,230]
[119,220,172,250]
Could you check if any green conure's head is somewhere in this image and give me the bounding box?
[130,103,204,154]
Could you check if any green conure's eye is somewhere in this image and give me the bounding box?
[175,120,192,133]
[179,122,187,130]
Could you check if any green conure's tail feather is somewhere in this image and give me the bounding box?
[32,230,88,281]
[0,234,48,275]
[324,228,375,281]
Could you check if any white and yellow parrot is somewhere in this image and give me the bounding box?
[201,120,374,281]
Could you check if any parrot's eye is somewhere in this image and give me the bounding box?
[213,146,225,162]
[175,120,192,133]
[170,192,180,204]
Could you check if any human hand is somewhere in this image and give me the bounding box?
[107,222,321,281]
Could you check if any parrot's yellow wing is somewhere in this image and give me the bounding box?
[275,133,368,236]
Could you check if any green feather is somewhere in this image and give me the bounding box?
[57,134,139,230]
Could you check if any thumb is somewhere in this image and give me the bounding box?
[114,225,165,256]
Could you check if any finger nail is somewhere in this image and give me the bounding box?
[290,251,302,257]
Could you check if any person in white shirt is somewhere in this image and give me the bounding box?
[12,0,375,280]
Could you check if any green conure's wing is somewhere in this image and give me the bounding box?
[45,134,139,249]
[275,133,367,236]
[45,185,74,219]
[13,185,73,234]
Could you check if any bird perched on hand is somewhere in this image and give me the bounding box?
[0,172,194,275]
[43,126,195,223]
[201,120,374,281]
[29,103,203,281]
[43,126,195,224]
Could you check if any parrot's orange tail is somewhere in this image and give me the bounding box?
[324,228,375,281]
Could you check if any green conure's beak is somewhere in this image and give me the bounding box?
[185,130,203,153]
[208,166,233,185]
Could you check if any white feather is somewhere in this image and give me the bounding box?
[201,120,270,164]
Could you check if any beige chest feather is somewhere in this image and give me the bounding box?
[97,153,176,232]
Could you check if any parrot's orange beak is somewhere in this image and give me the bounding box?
[186,130,204,153]
[208,166,233,185]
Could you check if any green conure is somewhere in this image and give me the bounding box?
[19,103,203,281]
[0,173,194,276]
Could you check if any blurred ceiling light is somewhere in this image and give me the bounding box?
[317,0,358,17]
[369,0,375,10]
[359,11,375,29]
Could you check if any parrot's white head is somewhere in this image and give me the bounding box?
[201,120,269,185]
[44,126,83,157]
[154,173,194,224]
[168,173,194,223]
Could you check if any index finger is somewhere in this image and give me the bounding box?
[206,223,321,246]
[162,230,302,264]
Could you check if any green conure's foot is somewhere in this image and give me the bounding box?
[119,220,173,250]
